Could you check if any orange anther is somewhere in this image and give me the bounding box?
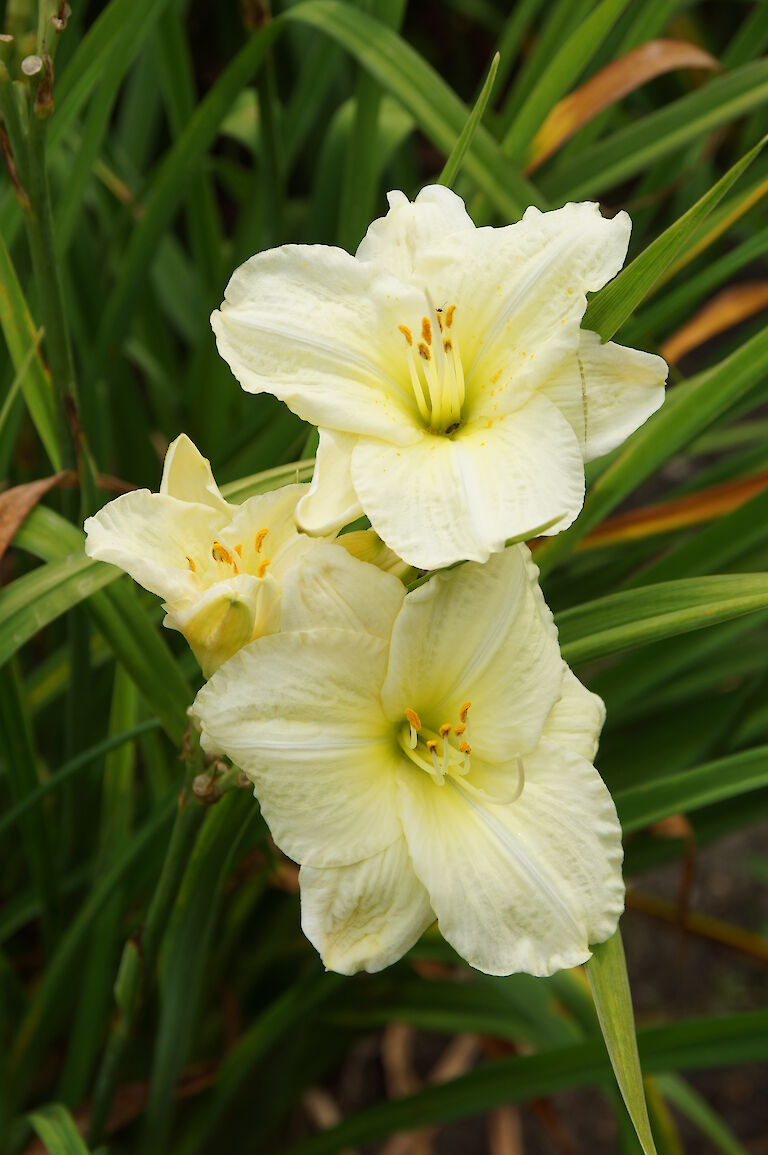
[426,739,438,753]
[421,317,432,345]
[398,324,413,346]
[418,342,431,361]
[234,543,243,557]
[439,723,452,738]
[445,304,456,328]
[257,558,270,578]
[186,555,196,572]
[459,701,471,723]
[454,722,466,736]
[405,707,422,732]
[254,528,268,553]
[459,741,471,755]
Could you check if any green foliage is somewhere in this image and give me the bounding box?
[1,2,766,1154]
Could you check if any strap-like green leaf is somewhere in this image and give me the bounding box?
[285,0,542,219]
[0,233,60,469]
[584,137,767,340]
[586,929,657,1155]
[543,60,768,201]
[615,745,768,833]
[557,573,768,664]
[277,1009,768,1155]
[27,1104,92,1155]
[438,51,499,189]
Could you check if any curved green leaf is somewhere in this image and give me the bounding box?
[557,574,768,665]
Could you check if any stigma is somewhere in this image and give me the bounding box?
[398,302,465,434]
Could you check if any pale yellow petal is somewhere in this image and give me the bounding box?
[160,433,230,513]
[84,490,223,603]
[295,429,362,536]
[350,393,584,570]
[212,245,424,443]
[395,741,623,976]
[543,668,606,763]
[355,186,475,281]
[540,329,667,462]
[300,837,433,974]
[381,547,563,761]
[191,628,401,866]
[281,542,405,642]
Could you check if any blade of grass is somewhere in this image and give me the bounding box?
[0,231,59,468]
[615,745,768,833]
[285,0,543,220]
[542,60,768,201]
[0,662,59,950]
[337,0,407,251]
[278,1011,768,1155]
[583,137,766,340]
[141,791,256,1154]
[502,0,630,163]
[58,667,139,1104]
[27,1103,92,1155]
[586,929,657,1155]
[557,573,768,665]
[438,51,499,189]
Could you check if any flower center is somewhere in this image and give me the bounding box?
[185,527,271,580]
[398,702,472,785]
[398,302,465,435]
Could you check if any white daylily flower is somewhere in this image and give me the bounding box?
[212,186,667,570]
[192,543,624,976]
[84,434,316,676]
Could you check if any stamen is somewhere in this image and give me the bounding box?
[418,342,431,361]
[257,558,270,578]
[405,707,421,749]
[421,317,432,345]
[459,702,471,724]
[426,739,443,784]
[254,528,268,553]
[459,740,471,774]
[234,543,243,557]
[398,324,413,346]
[445,304,456,328]
[212,541,234,566]
[439,723,452,738]
[186,555,196,572]
[454,722,466,736]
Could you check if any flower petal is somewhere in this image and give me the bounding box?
[543,668,605,763]
[300,837,433,974]
[355,186,475,281]
[281,542,405,642]
[540,329,667,462]
[191,628,401,867]
[160,433,230,513]
[296,429,362,535]
[212,245,425,443]
[167,572,280,677]
[395,741,624,976]
[415,201,631,389]
[381,547,563,761]
[84,490,223,603]
[351,393,584,570]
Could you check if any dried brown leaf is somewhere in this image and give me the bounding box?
[660,281,768,363]
[528,39,719,172]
